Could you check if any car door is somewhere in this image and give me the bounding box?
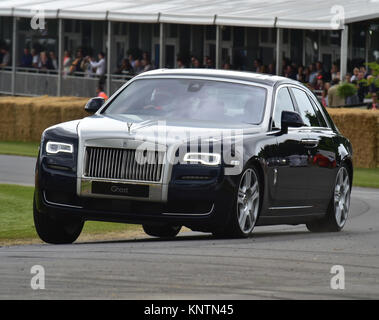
[269,86,313,210]
[289,86,340,213]
[306,93,339,211]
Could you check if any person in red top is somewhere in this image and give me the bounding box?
[96,85,108,100]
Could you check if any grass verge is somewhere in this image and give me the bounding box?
[0,184,143,245]
[0,141,40,157]
[0,165,377,245]
[353,168,379,188]
[0,141,378,188]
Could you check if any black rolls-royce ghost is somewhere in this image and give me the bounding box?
[34,69,353,244]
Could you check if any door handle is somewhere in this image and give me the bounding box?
[301,138,319,148]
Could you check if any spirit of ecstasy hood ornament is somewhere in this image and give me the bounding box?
[126,122,133,134]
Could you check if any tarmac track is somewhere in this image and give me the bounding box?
[0,155,378,299]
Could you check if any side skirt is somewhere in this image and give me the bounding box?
[256,213,326,226]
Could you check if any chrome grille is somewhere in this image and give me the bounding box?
[84,147,164,182]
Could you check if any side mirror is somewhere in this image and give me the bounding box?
[281,110,304,132]
[85,97,105,113]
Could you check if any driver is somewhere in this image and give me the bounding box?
[143,86,172,111]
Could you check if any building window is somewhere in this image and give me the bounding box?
[113,22,120,35]
[112,22,128,36]
[260,28,275,44]
[320,30,329,46]
[121,23,128,36]
[222,26,231,41]
[205,25,216,40]
[74,20,81,33]
[153,24,159,37]
[283,29,289,44]
[330,30,340,46]
[168,24,178,38]
[261,28,269,43]
[64,19,72,33]
[233,27,245,47]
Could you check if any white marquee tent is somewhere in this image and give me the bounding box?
[0,0,378,30]
[1,0,378,95]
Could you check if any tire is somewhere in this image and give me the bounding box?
[33,198,84,244]
[306,165,351,232]
[213,165,261,238]
[142,224,181,238]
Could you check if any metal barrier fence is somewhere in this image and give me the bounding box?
[0,67,133,97]
[111,74,133,95]
[3,69,369,109]
[62,73,98,97]
[16,69,58,96]
[0,69,326,99]
[0,67,12,94]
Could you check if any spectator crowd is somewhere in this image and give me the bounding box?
[0,44,378,108]
[0,46,157,77]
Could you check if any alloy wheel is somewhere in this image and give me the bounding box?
[334,167,350,228]
[237,168,260,234]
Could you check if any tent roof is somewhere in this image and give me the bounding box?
[0,0,378,30]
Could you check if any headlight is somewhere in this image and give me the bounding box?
[46,141,74,154]
[183,152,221,166]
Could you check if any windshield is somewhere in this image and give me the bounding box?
[103,78,267,125]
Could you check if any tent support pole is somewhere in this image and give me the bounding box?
[302,30,306,66]
[365,26,370,68]
[276,28,283,75]
[340,25,349,81]
[107,20,112,95]
[159,23,165,68]
[11,16,17,96]
[57,18,63,96]
[318,30,322,62]
[216,25,221,69]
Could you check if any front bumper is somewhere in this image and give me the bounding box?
[35,161,238,230]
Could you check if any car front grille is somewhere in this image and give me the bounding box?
[84,147,164,182]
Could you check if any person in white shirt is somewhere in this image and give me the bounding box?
[87,52,106,76]
[31,48,39,68]
[350,67,359,82]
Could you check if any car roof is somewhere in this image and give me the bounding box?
[135,68,300,87]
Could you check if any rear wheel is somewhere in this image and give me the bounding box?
[306,166,351,232]
[142,224,181,238]
[213,165,261,238]
[33,198,84,244]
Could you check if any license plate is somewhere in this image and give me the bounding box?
[92,181,149,197]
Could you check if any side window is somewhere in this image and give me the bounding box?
[291,88,320,127]
[273,87,295,129]
[309,96,329,128]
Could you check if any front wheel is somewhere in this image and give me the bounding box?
[142,224,181,238]
[214,165,261,238]
[33,198,84,244]
[306,166,351,232]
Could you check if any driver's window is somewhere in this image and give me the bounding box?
[273,87,295,129]
[291,88,321,127]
